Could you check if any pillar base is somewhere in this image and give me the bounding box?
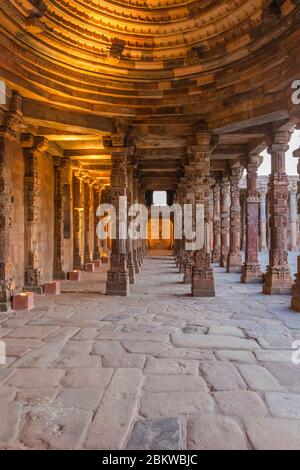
[220,256,227,268]
[106,272,130,296]
[127,252,136,285]
[25,285,44,295]
[0,301,11,312]
[291,289,300,312]
[227,254,242,273]
[263,267,293,295]
[192,268,215,298]
[85,263,95,272]
[212,250,221,264]
[241,263,263,284]
[183,266,193,284]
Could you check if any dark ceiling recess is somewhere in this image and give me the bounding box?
[110,39,126,59]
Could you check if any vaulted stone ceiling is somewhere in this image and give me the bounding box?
[1,0,300,188]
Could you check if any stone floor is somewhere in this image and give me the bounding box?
[1,251,300,450]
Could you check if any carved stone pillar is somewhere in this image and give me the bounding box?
[241,156,263,283]
[220,178,231,267]
[132,171,141,274]
[22,134,48,293]
[106,137,130,296]
[53,157,69,279]
[0,93,24,310]
[227,167,243,272]
[127,164,136,285]
[191,130,215,297]
[73,172,84,270]
[263,131,293,295]
[212,183,221,263]
[289,184,298,251]
[259,187,268,252]
[93,185,102,262]
[83,178,93,264]
[183,159,195,284]
[291,147,300,311]
[178,177,187,274]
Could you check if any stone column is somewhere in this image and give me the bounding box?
[291,147,300,311]
[132,171,141,274]
[220,178,231,268]
[178,177,187,274]
[191,130,215,297]
[93,185,102,262]
[227,166,243,272]
[106,137,130,296]
[73,172,84,270]
[241,155,263,283]
[22,134,49,293]
[212,183,221,263]
[0,93,24,310]
[183,158,195,284]
[263,131,293,295]
[53,157,69,280]
[259,187,268,252]
[289,184,298,251]
[83,178,93,265]
[126,164,136,285]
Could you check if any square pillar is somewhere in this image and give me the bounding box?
[220,178,231,268]
[212,183,221,263]
[191,129,216,298]
[241,155,263,283]
[227,166,243,272]
[22,134,49,294]
[106,135,130,296]
[263,131,293,295]
[73,173,84,270]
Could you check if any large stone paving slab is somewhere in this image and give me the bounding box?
[0,252,300,450]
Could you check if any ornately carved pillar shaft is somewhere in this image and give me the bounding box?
[183,159,195,284]
[259,188,268,252]
[126,164,136,285]
[106,139,130,296]
[93,185,102,262]
[212,183,221,263]
[191,130,215,297]
[220,178,231,268]
[0,92,23,310]
[289,185,298,251]
[291,146,300,311]
[227,167,242,272]
[132,172,141,274]
[241,156,263,283]
[263,131,293,295]
[73,173,84,270]
[0,131,15,310]
[22,134,49,292]
[83,179,93,264]
[53,157,69,279]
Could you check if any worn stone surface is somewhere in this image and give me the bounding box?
[0,253,299,450]
[126,418,182,450]
[187,415,248,450]
[238,365,285,392]
[139,392,214,419]
[200,362,247,391]
[214,391,269,417]
[245,418,300,450]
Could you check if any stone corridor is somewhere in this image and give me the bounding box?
[0,251,300,450]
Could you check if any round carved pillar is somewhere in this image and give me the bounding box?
[241,155,263,284]
[289,183,298,252]
[73,172,84,271]
[263,131,293,295]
